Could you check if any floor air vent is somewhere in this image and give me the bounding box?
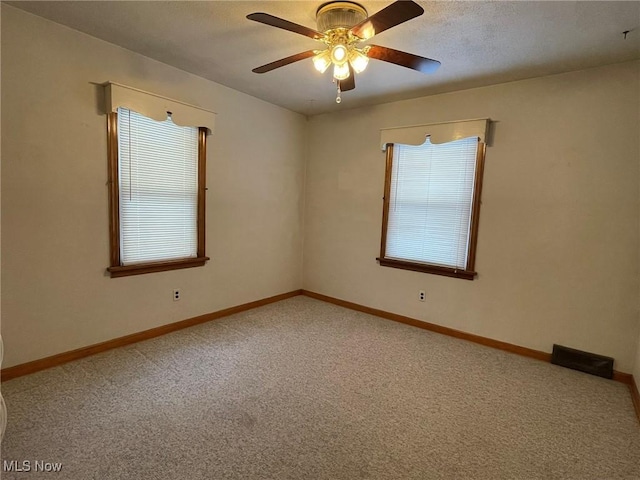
[551,344,614,379]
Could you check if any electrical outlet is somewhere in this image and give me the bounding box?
[419,290,426,302]
[173,289,181,301]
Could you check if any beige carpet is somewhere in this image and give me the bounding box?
[1,296,639,479]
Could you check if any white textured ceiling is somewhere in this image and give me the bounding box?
[7,1,640,115]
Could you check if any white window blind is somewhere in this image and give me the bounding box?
[386,136,479,269]
[117,107,198,265]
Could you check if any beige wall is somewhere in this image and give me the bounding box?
[636,85,640,384]
[304,61,640,373]
[1,6,306,368]
[636,91,640,385]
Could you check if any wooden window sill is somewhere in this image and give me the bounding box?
[107,256,210,278]
[377,257,476,280]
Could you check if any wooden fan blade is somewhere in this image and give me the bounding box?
[247,13,325,40]
[252,50,317,74]
[350,1,424,40]
[339,64,356,91]
[367,45,441,73]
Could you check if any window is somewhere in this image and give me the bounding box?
[378,121,487,280]
[107,107,209,277]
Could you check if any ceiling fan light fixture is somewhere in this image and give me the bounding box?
[333,62,350,80]
[348,48,369,73]
[313,50,332,73]
[248,1,439,105]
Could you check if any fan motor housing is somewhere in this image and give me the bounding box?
[316,1,367,32]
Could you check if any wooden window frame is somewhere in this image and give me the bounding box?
[106,111,209,278]
[377,141,486,281]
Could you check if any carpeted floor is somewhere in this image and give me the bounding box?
[1,296,639,479]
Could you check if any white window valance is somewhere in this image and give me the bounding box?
[104,82,216,134]
[380,118,489,151]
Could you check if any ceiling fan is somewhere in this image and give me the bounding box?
[247,1,441,103]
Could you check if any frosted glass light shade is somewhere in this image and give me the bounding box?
[349,50,369,73]
[333,63,350,80]
[331,44,348,64]
[313,50,331,73]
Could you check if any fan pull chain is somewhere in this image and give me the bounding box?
[336,82,342,104]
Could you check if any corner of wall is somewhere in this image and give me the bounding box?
[300,116,311,290]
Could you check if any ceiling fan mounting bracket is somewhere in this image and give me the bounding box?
[316,2,368,33]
